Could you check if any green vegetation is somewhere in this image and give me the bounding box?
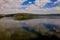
[8,13,60,20]
[0,30,60,40]
[9,13,42,20]
[0,30,38,40]
[11,31,37,40]
[0,13,60,20]
[0,15,3,19]
[11,13,60,20]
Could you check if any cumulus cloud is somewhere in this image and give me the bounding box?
[35,0,50,7]
[0,0,60,14]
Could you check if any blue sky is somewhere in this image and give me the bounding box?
[21,0,60,8]
[0,0,60,14]
[22,0,35,5]
[43,0,60,8]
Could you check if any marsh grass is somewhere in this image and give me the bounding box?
[0,29,60,40]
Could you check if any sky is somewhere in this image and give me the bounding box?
[0,0,60,14]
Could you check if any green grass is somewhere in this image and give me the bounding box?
[0,30,38,40]
[10,13,41,20]
[0,30,59,40]
[0,15,3,19]
[0,13,60,20]
[12,13,60,20]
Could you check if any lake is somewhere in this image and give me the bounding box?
[0,17,60,39]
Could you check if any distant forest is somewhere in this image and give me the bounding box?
[0,13,60,20]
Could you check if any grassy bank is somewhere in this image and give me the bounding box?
[0,13,60,20]
[0,15,4,19]
[11,13,41,20]
[0,30,60,40]
[4,13,60,20]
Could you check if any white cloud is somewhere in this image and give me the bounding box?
[0,0,60,14]
[35,0,50,7]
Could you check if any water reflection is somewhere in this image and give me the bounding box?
[0,17,60,39]
[19,22,60,34]
[42,23,59,32]
[19,22,60,40]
